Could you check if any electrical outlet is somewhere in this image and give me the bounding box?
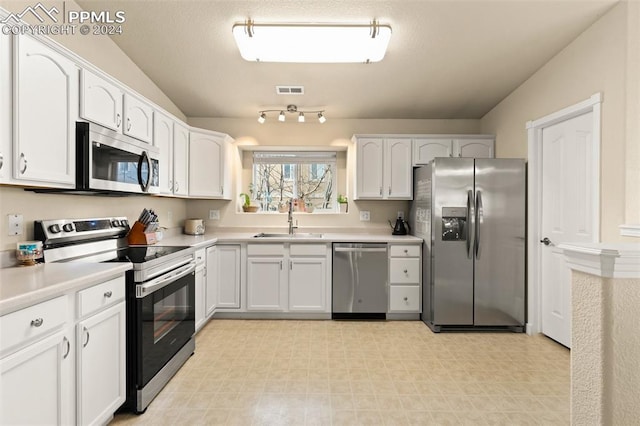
[209,209,220,220]
[167,211,173,222]
[8,214,23,236]
[397,211,405,219]
[359,211,370,221]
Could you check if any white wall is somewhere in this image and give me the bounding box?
[186,118,481,232]
[480,2,632,242]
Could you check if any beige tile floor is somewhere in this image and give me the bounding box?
[111,320,570,425]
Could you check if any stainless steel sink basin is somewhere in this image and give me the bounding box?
[253,232,323,239]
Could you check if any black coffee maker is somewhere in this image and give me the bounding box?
[389,217,410,235]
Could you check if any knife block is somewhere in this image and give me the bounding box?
[127,221,157,245]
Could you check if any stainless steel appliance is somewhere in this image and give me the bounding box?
[332,243,388,319]
[35,217,196,414]
[409,158,526,331]
[76,121,160,194]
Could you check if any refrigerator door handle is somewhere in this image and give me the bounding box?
[475,190,484,258]
[466,189,474,259]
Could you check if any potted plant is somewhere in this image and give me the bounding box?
[239,192,259,213]
[338,194,348,213]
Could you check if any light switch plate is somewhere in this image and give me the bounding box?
[209,210,220,220]
[8,214,23,236]
[359,211,370,221]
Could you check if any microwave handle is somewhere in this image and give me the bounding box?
[138,151,151,192]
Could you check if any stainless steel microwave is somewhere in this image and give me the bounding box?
[76,121,159,194]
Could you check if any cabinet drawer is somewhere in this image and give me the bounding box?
[389,258,420,283]
[247,244,285,256]
[0,295,68,351]
[389,245,420,257]
[389,286,420,312]
[289,244,327,256]
[78,276,125,318]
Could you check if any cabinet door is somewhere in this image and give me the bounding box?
[80,69,123,132]
[385,138,413,199]
[189,131,225,198]
[413,138,453,165]
[154,113,174,195]
[77,302,126,426]
[195,267,206,331]
[455,138,494,158]
[355,138,384,199]
[14,34,78,187]
[289,257,327,311]
[213,245,241,310]
[0,31,11,183]
[172,123,189,196]
[123,93,153,143]
[1,330,73,425]
[247,257,287,311]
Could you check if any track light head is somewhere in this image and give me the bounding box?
[318,112,326,124]
[298,112,305,123]
[258,112,266,124]
[278,111,285,122]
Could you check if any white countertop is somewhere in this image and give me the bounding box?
[0,263,132,315]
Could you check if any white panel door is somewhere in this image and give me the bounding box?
[413,138,453,165]
[14,34,78,187]
[385,138,413,199]
[77,302,126,426]
[455,138,495,158]
[173,123,189,196]
[80,69,123,132]
[355,138,384,198]
[154,113,174,195]
[215,245,241,309]
[541,112,594,348]
[289,257,326,311]
[123,94,153,143]
[189,131,224,197]
[0,330,73,425]
[247,257,286,311]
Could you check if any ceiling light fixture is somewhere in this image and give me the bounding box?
[258,105,326,124]
[233,20,392,63]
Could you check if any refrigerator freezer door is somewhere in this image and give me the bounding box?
[473,159,526,326]
[432,157,475,325]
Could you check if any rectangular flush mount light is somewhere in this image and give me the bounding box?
[232,20,392,63]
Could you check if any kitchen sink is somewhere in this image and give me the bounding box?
[253,232,324,239]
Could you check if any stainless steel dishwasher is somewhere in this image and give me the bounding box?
[332,243,388,319]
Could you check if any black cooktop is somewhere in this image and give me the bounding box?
[111,245,191,264]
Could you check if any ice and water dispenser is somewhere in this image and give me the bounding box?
[441,207,467,241]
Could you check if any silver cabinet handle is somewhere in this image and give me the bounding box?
[127,118,132,131]
[403,249,408,254]
[403,297,408,302]
[169,180,173,192]
[280,260,283,270]
[83,327,90,348]
[388,187,391,195]
[540,237,552,246]
[63,336,70,359]
[104,290,113,298]
[289,260,292,270]
[30,318,43,327]
[175,181,179,192]
[0,153,3,170]
[379,187,382,196]
[403,269,408,274]
[19,153,27,174]
[116,113,122,128]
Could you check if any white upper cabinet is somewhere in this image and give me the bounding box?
[454,138,494,158]
[80,69,153,144]
[0,29,11,183]
[14,34,78,187]
[123,94,153,143]
[189,129,228,198]
[172,123,189,196]
[413,136,495,165]
[154,113,174,195]
[354,136,412,200]
[80,69,123,132]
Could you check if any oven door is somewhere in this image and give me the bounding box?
[134,263,195,387]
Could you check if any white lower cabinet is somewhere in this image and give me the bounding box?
[76,302,126,426]
[194,248,207,331]
[209,245,241,312]
[288,257,327,311]
[0,329,73,425]
[247,257,287,311]
[388,244,421,314]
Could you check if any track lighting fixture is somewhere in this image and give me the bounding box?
[257,104,326,124]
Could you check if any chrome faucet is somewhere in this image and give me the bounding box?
[288,199,298,235]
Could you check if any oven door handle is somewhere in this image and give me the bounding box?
[136,262,195,298]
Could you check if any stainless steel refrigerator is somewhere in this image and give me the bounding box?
[410,158,526,332]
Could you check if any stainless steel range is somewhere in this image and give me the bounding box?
[35,217,196,414]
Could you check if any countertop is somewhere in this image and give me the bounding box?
[158,231,423,248]
[0,263,132,315]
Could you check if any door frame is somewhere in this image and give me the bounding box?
[525,93,601,335]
